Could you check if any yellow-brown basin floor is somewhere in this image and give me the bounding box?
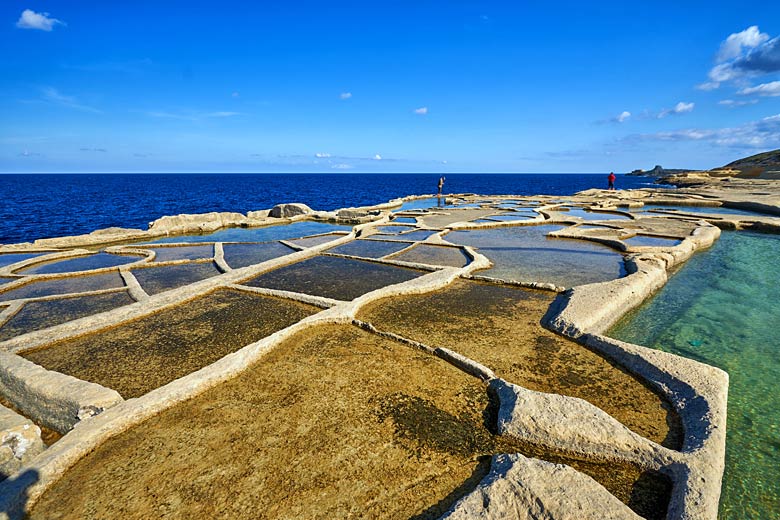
[28,324,670,520]
[22,289,319,398]
[357,279,682,449]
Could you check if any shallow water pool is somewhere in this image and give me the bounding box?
[610,231,780,519]
[147,221,352,244]
[446,225,625,287]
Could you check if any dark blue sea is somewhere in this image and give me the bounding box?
[0,174,660,244]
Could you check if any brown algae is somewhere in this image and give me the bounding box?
[0,291,136,341]
[358,279,682,449]
[22,289,318,398]
[27,324,669,520]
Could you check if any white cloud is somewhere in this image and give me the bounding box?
[615,111,631,123]
[373,154,382,160]
[231,91,240,98]
[414,107,428,115]
[658,102,694,118]
[738,81,780,97]
[16,9,64,31]
[696,81,721,91]
[704,27,780,86]
[340,92,352,100]
[315,152,331,158]
[331,163,353,170]
[719,99,759,108]
[40,87,102,113]
[717,26,769,63]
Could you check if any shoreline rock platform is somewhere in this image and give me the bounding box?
[0,180,779,519]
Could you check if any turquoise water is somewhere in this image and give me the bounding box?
[610,231,780,519]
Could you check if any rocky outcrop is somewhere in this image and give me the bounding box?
[148,212,247,235]
[269,203,313,218]
[441,453,641,519]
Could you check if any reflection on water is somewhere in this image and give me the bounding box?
[555,207,630,221]
[633,205,774,218]
[610,231,780,519]
[147,221,352,244]
[17,253,138,275]
[623,236,682,248]
[392,198,440,212]
[244,256,423,301]
[0,253,46,269]
[446,225,625,287]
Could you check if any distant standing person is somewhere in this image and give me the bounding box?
[438,176,446,195]
[607,172,616,191]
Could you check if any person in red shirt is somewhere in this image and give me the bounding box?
[607,172,616,191]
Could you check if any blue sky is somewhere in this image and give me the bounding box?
[2,1,780,173]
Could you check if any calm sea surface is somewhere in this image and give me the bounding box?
[0,173,654,244]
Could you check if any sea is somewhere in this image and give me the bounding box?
[0,173,659,244]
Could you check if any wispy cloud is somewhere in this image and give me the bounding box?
[719,99,759,108]
[657,102,695,118]
[145,110,240,121]
[331,163,353,169]
[314,152,331,158]
[16,9,64,31]
[622,113,780,149]
[232,91,240,98]
[373,154,382,160]
[413,107,429,115]
[738,80,780,97]
[39,87,102,113]
[80,147,107,152]
[18,150,42,157]
[339,92,352,100]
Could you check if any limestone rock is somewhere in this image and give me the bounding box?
[441,453,641,519]
[336,208,369,219]
[269,203,313,218]
[0,405,44,479]
[148,212,246,235]
[246,209,271,219]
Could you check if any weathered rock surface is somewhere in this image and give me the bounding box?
[441,453,641,520]
[148,212,247,235]
[0,406,44,479]
[269,203,312,218]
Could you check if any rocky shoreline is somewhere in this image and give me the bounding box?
[0,182,778,519]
